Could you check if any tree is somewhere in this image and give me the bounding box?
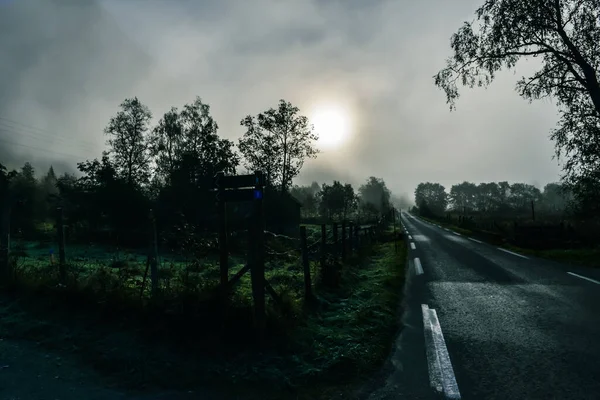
[105,97,153,187]
[318,181,357,221]
[414,182,448,216]
[449,181,478,213]
[434,0,600,214]
[290,182,320,217]
[358,177,391,215]
[150,107,183,183]
[178,97,238,182]
[540,182,572,214]
[238,99,318,192]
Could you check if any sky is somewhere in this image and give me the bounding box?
[0,0,563,203]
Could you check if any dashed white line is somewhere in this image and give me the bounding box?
[453,232,462,236]
[408,235,413,240]
[444,228,450,232]
[567,272,600,285]
[410,242,416,250]
[414,257,424,275]
[468,237,483,244]
[497,247,529,259]
[422,304,461,399]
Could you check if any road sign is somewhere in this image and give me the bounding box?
[214,173,264,189]
[217,188,263,202]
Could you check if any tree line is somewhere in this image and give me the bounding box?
[413,181,573,218]
[434,0,600,217]
[290,176,392,222]
[0,96,394,249]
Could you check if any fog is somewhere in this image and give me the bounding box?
[0,0,563,201]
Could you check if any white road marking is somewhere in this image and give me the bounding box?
[444,228,450,232]
[567,272,600,285]
[422,304,461,399]
[453,232,461,236]
[497,247,529,259]
[414,257,424,275]
[408,235,413,240]
[468,237,483,244]
[410,242,416,250]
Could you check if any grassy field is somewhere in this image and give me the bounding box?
[0,228,407,399]
[414,214,600,269]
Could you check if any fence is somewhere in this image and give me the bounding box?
[0,203,400,340]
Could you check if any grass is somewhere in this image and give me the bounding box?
[412,213,600,269]
[0,231,407,399]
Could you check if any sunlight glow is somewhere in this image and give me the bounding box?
[310,103,351,150]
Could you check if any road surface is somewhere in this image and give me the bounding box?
[369,212,600,400]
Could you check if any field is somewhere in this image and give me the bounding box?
[0,224,407,399]
[417,214,600,269]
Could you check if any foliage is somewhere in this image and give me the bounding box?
[317,181,357,221]
[358,177,391,218]
[238,100,318,192]
[414,182,448,216]
[434,0,600,216]
[104,97,154,187]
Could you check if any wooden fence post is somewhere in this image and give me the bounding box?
[348,224,353,256]
[320,224,326,270]
[332,222,338,262]
[56,207,66,283]
[250,171,265,341]
[215,171,229,294]
[354,224,359,249]
[0,202,9,281]
[300,226,312,301]
[149,209,159,296]
[341,222,346,262]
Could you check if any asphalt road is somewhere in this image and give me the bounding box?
[369,212,600,400]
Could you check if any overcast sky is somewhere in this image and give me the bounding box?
[0,0,563,202]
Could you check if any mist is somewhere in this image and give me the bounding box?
[0,0,563,200]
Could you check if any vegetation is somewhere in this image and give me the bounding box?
[0,95,408,398]
[434,0,600,217]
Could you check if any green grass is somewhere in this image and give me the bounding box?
[0,233,407,399]
[413,213,600,269]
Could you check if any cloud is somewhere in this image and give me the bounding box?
[0,0,563,197]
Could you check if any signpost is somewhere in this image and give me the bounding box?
[213,170,266,340]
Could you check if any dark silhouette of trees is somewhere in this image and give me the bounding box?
[105,97,153,187]
[238,100,318,192]
[434,0,600,216]
[414,180,573,217]
[317,181,357,221]
[414,182,448,217]
[358,177,391,213]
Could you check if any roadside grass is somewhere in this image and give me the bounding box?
[0,233,407,399]
[411,213,600,269]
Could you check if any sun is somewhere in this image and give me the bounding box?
[310,103,351,150]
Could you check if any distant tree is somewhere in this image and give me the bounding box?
[178,97,239,182]
[414,182,447,216]
[434,0,600,215]
[318,181,357,221]
[358,177,391,215]
[238,99,318,192]
[150,107,183,183]
[105,97,153,187]
[540,182,572,214]
[449,181,478,213]
[10,162,40,235]
[507,183,542,214]
[290,183,319,217]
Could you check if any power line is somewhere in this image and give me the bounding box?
[0,136,94,161]
[0,118,99,150]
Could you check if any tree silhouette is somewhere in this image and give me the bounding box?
[105,97,153,187]
[434,0,600,214]
[238,100,318,192]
